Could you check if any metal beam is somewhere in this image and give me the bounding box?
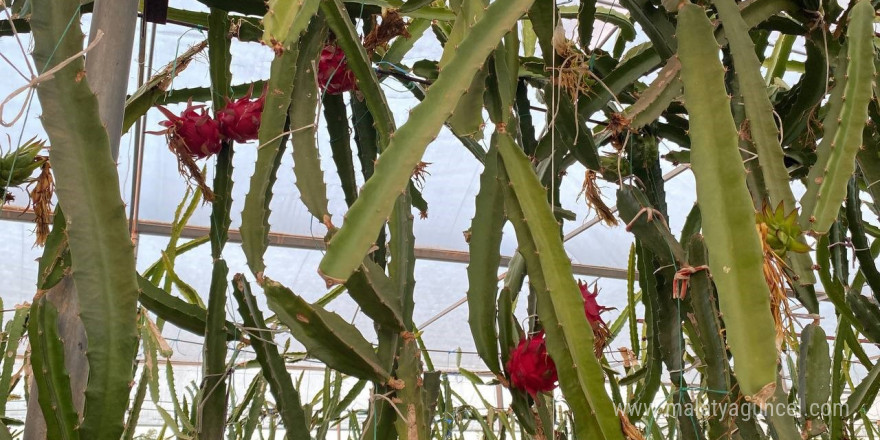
[0,207,631,279]
[140,220,632,278]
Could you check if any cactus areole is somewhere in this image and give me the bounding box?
[507,331,558,396]
[317,43,357,95]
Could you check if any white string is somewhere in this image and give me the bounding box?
[0,0,35,80]
[0,31,105,127]
[255,123,316,150]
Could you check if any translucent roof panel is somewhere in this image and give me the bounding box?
[0,16,138,211]
[132,20,492,253]
[0,3,708,377]
[3,0,866,395]
[0,220,43,305]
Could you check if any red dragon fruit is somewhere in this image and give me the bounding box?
[579,280,612,357]
[154,102,222,159]
[505,282,613,395]
[217,85,266,143]
[317,44,357,95]
[579,280,612,325]
[506,331,558,396]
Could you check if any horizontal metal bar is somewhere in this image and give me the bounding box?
[1,206,832,333]
[563,164,691,242]
[139,220,632,278]
[0,206,631,279]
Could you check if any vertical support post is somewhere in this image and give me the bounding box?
[85,0,140,160]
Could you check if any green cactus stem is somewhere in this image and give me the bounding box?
[845,356,880,419]
[799,323,831,425]
[778,40,827,146]
[624,0,802,136]
[497,130,623,440]
[686,235,735,438]
[317,0,537,284]
[290,16,332,226]
[846,291,880,344]
[37,209,71,291]
[846,178,880,303]
[28,296,79,440]
[30,0,141,436]
[627,242,662,421]
[232,275,311,438]
[441,0,488,139]
[713,0,817,288]
[466,145,506,374]
[830,319,851,438]
[323,93,359,207]
[137,274,240,341]
[677,2,778,402]
[321,0,396,148]
[262,0,320,50]
[389,189,417,327]
[393,334,432,440]
[263,278,393,384]
[199,11,235,438]
[0,306,28,415]
[800,0,876,235]
[198,261,231,440]
[240,47,297,278]
[623,58,682,131]
[345,258,406,331]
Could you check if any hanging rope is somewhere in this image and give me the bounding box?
[0,28,104,128]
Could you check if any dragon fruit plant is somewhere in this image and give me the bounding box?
[21,0,880,438]
[506,281,612,396]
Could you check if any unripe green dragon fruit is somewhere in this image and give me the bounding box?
[0,137,48,201]
[756,202,811,257]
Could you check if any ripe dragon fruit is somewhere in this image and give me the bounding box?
[506,331,558,396]
[579,280,612,357]
[154,102,222,159]
[217,85,266,143]
[580,280,611,324]
[317,44,357,95]
[505,282,613,395]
